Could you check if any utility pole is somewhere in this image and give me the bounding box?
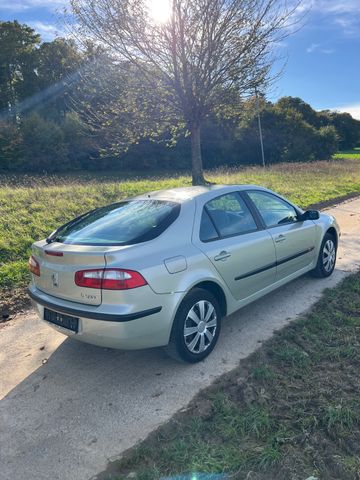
[255,88,266,168]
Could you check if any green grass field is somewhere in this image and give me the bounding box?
[99,272,360,480]
[1,157,360,299]
[333,147,360,160]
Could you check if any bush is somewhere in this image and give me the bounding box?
[315,125,339,159]
[0,120,24,171]
[21,113,68,171]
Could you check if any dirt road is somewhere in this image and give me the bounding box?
[0,197,359,480]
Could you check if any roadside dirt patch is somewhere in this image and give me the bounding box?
[0,288,30,327]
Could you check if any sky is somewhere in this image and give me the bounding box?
[0,0,359,119]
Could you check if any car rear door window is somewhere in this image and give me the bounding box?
[247,191,298,228]
[204,192,258,238]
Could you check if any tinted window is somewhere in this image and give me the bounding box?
[205,193,257,237]
[248,191,298,228]
[53,200,180,246]
[200,209,219,242]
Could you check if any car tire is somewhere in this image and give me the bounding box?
[311,232,337,278]
[165,288,222,363]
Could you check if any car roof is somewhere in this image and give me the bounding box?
[133,185,266,203]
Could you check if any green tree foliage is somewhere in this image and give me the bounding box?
[0,121,23,169]
[319,111,360,150]
[0,21,40,114]
[0,21,359,173]
[62,112,98,167]
[34,38,83,119]
[21,113,68,171]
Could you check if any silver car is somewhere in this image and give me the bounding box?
[28,185,340,362]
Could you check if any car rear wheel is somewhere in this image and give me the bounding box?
[165,288,222,363]
[311,232,337,278]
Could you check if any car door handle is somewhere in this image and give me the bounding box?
[275,234,286,243]
[214,251,231,261]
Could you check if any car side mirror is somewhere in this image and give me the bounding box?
[298,210,320,221]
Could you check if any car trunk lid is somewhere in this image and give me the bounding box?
[31,241,114,306]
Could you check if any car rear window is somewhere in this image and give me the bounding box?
[52,200,180,246]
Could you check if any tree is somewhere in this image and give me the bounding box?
[34,38,83,119]
[276,96,319,127]
[319,111,360,150]
[70,0,300,184]
[0,21,40,116]
[0,120,23,170]
[21,113,68,171]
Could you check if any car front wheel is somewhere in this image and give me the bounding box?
[311,232,337,278]
[165,288,222,363]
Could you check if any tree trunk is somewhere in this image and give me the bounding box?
[190,122,206,185]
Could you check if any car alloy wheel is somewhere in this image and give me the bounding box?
[165,288,222,363]
[322,238,336,273]
[311,232,337,278]
[183,300,218,354]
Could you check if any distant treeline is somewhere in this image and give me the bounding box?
[1,20,359,173]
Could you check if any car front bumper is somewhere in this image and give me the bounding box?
[28,285,182,350]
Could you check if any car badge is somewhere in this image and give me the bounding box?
[52,272,59,287]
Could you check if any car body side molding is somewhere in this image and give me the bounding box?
[235,246,315,281]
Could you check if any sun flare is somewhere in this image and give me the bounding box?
[146,0,171,24]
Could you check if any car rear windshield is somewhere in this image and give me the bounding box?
[52,200,180,246]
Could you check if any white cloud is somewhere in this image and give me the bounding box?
[333,16,360,36]
[306,43,320,53]
[301,0,360,14]
[306,43,335,54]
[0,0,68,13]
[331,103,360,120]
[27,21,66,41]
[302,0,360,36]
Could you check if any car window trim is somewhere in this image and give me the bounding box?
[243,190,302,230]
[199,191,261,243]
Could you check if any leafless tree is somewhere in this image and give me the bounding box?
[70,0,301,184]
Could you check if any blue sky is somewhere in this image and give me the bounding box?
[0,0,359,119]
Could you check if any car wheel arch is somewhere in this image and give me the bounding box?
[326,227,338,248]
[187,280,227,317]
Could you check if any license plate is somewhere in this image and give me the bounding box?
[44,308,79,333]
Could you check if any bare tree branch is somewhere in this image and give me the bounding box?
[69,0,303,184]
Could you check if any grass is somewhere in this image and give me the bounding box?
[333,148,360,160]
[96,271,360,480]
[1,156,360,307]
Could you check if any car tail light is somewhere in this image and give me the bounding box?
[29,255,40,276]
[74,269,147,290]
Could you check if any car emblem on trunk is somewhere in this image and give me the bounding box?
[52,272,59,287]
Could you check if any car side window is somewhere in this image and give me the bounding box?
[203,192,257,239]
[200,209,219,242]
[247,191,298,228]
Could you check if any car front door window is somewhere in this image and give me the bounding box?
[247,191,298,228]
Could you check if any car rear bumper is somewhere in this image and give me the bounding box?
[28,284,182,350]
